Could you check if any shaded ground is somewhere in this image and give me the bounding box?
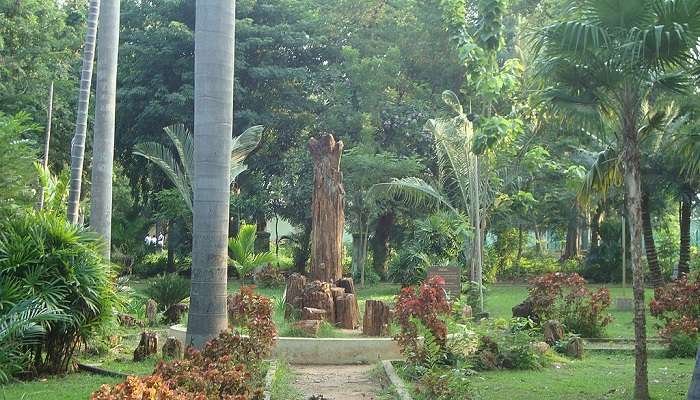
[291,364,383,400]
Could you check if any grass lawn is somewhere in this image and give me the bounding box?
[0,373,122,400]
[487,284,659,338]
[470,353,693,399]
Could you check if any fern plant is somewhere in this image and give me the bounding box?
[144,274,190,311]
[228,224,276,279]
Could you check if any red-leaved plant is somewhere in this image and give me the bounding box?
[394,276,451,364]
[650,275,700,339]
[92,287,275,400]
[528,272,612,337]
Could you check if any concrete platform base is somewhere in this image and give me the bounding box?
[168,325,402,365]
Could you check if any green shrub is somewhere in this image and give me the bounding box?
[354,266,381,286]
[0,300,66,383]
[388,249,430,285]
[255,264,285,288]
[133,251,168,278]
[144,273,190,323]
[0,212,118,375]
[666,334,699,358]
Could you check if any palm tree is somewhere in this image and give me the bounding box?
[374,90,492,311]
[90,0,121,260]
[66,0,100,225]
[185,0,236,349]
[534,1,700,397]
[133,124,262,211]
[690,345,700,400]
[228,224,276,279]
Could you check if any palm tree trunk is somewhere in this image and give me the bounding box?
[622,100,649,400]
[689,345,700,400]
[678,194,692,277]
[590,207,601,250]
[641,192,663,288]
[186,0,235,349]
[371,211,394,280]
[561,213,579,261]
[37,82,53,210]
[67,0,100,224]
[90,0,120,260]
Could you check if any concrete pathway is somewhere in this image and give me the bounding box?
[291,364,383,400]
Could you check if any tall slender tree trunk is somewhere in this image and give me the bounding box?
[186,0,235,349]
[641,192,662,288]
[590,207,602,250]
[371,211,394,280]
[622,98,649,400]
[678,194,692,277]
[308,135,345,283]
[90,0,120,260]
[689,345,700,400]
[516,224,523,273]
[534,224,542,254]
[67,0,101,224]
[37,82,54,210]
[561,212,579,261]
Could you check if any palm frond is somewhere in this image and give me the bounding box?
[371,177,458,215]
[578,146,623,205]
[133,142,193,210]
[231,125,264,165]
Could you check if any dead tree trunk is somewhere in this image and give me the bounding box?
[309,135,345,283]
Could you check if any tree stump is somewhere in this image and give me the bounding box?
[543,320,565,345]
[302,307,327,321]
[309,135,345,283]
[336,277,356,295]
[336,294,360,329]
[284,273,307,319]
[145,299,158,326]
[164,303,188,324]
[293,320,322,337]
[566,337,584,359]
[133,332,158,361]
[303,281,334,320]
[362,300,391,336]
[162,336,183,359]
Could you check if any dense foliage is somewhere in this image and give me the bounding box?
[0,212,117,374]
[528,273,612,337]
[650,275,700,339]
[92,287,275,400]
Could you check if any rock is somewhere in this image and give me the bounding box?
[162,336,183,359]
[566,337,584,359]
[164,303,188,324]
[293,320,322,337]
[133,332,158,361]
[512,298,538,322]
[462,305,473,319]
[531,341,550,355]
[543,320,565,345]
[302,307,327,321]
[475,311,490,321]
[145,299,158,326]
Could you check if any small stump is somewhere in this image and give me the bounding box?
[162,336,183,359]
[543,320,564,345]
[293,320,322,337]
[164,303,188,324]
[363,300,391,336]
[134,332,158,361]
[145,299,158,326]
[336,293,360,329]
[117,313,143,328]
[302,307,327,321]
[566,337,584,359]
